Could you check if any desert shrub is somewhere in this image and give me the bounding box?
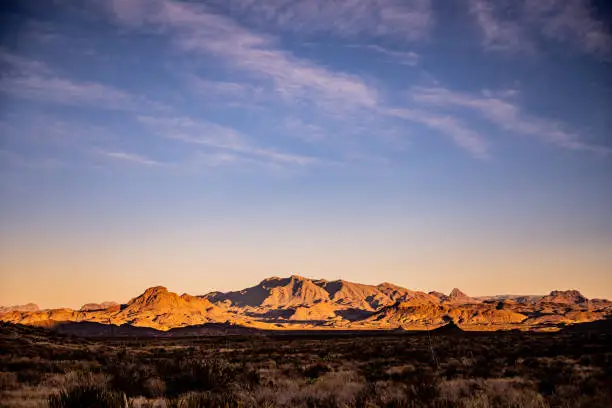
[170,391,243,408]
[0,371,19,390]
[5,356,53,373]
[48,384,128,408]
[441,360,459,379]
[44,370,111,392]
[16,367,46,384]
[406,375,441,406]
[108,361,156,397]
[471,355,494,378]
[157,358,235,396]
[238,365,261,390]
[352,382,418,408]
[143,376,166,397]
[299,394,339,408]
[361,359,392,382]
[302,362,331,380]
[352,383,377,407]
[535,361,575,396]
[386,364,417,382]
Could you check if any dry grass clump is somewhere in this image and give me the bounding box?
[48,384,127,408]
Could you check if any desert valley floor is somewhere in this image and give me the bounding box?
[1,320,611,407]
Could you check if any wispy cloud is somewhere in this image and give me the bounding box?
[283,118,326,142]
[468,0,535,54]
[383,108,490,159]
[529,0,612,56]
[0,75,137,110]
[137,116,244,150]
[105,0,379,113]
[468,0,612,57]
[349,44,420,66]
[189,77,259,99]
[0,49,164,112]
[410,86,610,154]
[95,149,165,167]
[205,0,433,42]
[138,115,321,167]
[189,151,249,168]
[187,75,268,108]
[0,48,51,75]
[104,1,423,161]
[0,114,122,155]
[6,0,604,167]
[187,151,316,170]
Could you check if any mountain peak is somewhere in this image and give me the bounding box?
[449,288,468,298]
[144,286,169,294]
[127,286,175,308]
[447,288,478,304]
[378,282,401,289]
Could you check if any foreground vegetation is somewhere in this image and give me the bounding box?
[0,323,611,407]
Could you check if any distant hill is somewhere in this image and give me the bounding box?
[1,277,610,334]
[0,303,39,313]
[79,302,119,311]
[540,290,587,305]
[448,288,479,304]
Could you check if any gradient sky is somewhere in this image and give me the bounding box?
[1,0,612,309]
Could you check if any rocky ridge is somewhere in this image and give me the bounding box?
[1,275,611,332]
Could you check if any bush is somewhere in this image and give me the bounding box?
[302,362,331,380]
[108,361,156,397]
[143,376,166,397]
[48,384,128,408]
[0,371,18,390]
[157,358,235,396]
[16,368,46,384]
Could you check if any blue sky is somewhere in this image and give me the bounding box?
[1,0,611,307]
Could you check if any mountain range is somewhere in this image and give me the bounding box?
[2,275,611,334]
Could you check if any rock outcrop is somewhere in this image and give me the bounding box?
[540,290,587,305]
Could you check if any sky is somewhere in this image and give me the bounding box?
[1,0,611,309]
